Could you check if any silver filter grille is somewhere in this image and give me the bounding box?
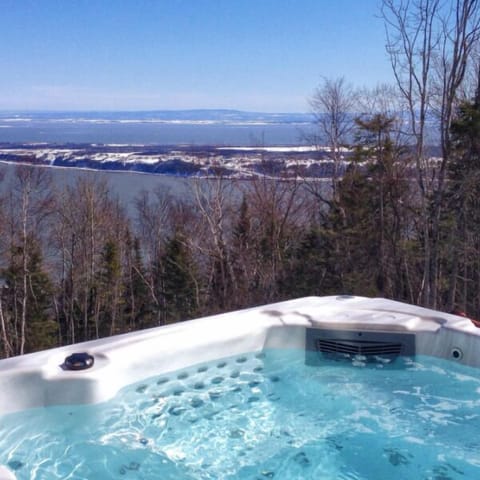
[306,328,415,364]
[315,338,404,356]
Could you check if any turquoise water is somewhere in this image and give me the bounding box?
[1,350,480,479]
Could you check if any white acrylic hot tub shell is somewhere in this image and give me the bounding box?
[0,295,478,417]
[1,295,480,480]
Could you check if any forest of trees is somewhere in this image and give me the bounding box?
[1,0,480,358]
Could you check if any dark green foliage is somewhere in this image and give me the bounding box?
[230,196,260,307]
[443,99,480,316]
[2,240,57,354]
[123,234,152,330]
[449,101,480,211]
[160,232,198,323]
[316,113,412,299]
[95,239,123,337]
[25,253,57,353]
[332,166,383,296]
[282,226,342,297]
[233,196,251,251]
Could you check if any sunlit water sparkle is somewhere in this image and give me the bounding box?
[1,350,480,479]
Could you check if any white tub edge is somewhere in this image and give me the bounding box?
[0,295,478,417]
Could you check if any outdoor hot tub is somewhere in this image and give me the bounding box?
[1,295,479,479]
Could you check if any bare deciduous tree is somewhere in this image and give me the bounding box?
[191,175,237,311]
[309,77,357,200]
[4,166,54,354]
[382,0,480,308]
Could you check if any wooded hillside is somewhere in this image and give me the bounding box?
[1,0,480,357]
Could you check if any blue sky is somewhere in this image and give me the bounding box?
[0,0,392,112]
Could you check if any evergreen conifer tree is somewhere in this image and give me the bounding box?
[444,81,480,315]
[160,232,198,323]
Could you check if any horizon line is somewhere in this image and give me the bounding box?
[0,108,312,115]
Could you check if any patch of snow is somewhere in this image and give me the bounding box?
[217,146,319,153]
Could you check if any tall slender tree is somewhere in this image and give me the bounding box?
[444,69,480,315]
[382,0,480,307]
[309,77,357,200]
[3,166,54,354]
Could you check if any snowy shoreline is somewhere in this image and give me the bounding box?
[0,143,340,179]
